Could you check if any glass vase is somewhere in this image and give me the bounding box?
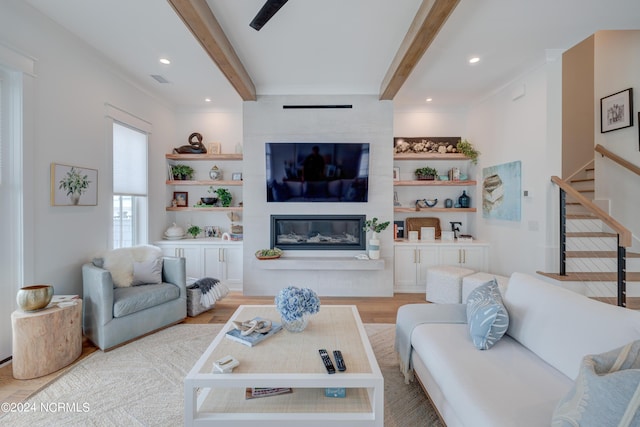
[281,313,310,333]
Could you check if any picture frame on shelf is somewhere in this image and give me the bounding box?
[393,167,400,181]
[50,163,98,206]
[207,142,221,154]
[232,172,243,181]
[600,88,633,133]
[173,191,188,207]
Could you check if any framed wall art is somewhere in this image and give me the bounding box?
[601,88,633,133]
[50,163,98,206]
[482,160,521,221]
[207,142,221,155]
[173,191,188,207]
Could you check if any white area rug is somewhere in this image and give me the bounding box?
[0,324,442,426]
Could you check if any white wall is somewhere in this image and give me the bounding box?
[242,95,394,296]
[594,30,640,251]
[467,58,563,276]
[0,1,177,295]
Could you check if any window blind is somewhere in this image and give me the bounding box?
[113,122,147,196]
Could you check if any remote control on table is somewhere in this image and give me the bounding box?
[333,350,346,371]
[319,349,336,374]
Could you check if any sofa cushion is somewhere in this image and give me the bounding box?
[113,282,180,318]
[102,245,163,288]
[466,279,509,350]
[411,323,572,427]
[552,339,640,427]
[132,257,162,286]
[503,272,640,379]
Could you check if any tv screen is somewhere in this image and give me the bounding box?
[266,142,369,202]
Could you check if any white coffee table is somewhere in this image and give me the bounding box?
[184,305,383,426]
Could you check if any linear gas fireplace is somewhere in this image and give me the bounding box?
[270,215,365,250]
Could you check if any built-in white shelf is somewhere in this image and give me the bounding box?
[254,257,385,271]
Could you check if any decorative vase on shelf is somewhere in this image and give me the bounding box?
[281,313,310,333]
[368,236,381,260]
[459,190,471,208]
[209,165,222,181]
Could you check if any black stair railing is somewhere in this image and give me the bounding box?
[552,176,631,307]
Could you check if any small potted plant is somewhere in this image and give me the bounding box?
[187,225,202,239]
[363,217,390,260]
[215,188,232,207]
[415,166,438,180]
[59,167,90,205]
[171,164,194,180]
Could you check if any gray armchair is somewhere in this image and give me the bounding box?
[82,256,187,350]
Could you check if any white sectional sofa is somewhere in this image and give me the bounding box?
[396,272,640,427]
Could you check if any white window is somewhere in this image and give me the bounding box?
[112,122,148,248]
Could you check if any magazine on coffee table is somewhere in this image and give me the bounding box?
[245,387,292,399]
[225,317,282,347]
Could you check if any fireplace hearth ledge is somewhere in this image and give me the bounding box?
[253,257,384,270]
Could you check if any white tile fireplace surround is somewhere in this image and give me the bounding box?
[242,95,394,297]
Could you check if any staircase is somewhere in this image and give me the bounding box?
[539,163,640,308]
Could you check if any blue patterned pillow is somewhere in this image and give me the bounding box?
[466,279,509,350]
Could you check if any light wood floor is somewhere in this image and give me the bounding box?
[0,292,425,405]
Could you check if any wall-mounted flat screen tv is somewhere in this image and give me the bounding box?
[266,142,369,202]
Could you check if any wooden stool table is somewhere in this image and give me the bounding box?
[11,300,82,379]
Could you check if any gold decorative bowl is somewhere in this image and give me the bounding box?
[17,284,54,311]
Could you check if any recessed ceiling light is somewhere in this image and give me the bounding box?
[159,58,171,65]
[425,98,433,102]
[205,98,212,102]
[469,57,480,64]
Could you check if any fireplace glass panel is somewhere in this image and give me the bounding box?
[270,215,366,250]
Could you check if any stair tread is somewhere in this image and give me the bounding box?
[566,214,597,219]
[570,178,594,183]
[566,232,617,237]
[567,251,640,258]
[537,271,640,282]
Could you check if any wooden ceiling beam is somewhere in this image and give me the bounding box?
[379,0,460,101]
[168,0,257,101]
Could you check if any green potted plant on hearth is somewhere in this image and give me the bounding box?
[415,166,438,180]
[363,217,390,260]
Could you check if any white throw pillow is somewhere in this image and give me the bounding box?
[132,257,163,286]
[102,245,163,288]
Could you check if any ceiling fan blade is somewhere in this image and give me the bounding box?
[250,0,289,31]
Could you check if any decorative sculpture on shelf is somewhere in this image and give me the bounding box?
[173,132,207,154]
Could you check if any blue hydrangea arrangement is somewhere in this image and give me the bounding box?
[274,286,321,322]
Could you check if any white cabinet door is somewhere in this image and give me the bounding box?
[394,245,439,292]
[394,245,419,289]
[416,247,440,287]
[203,246,243,286]
[222,246,243,286]
[439,245,487,271]
[158,244,202,278]
[203,247,223,279]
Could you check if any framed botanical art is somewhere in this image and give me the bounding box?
[50,163,98,206]
[601,88,634,133]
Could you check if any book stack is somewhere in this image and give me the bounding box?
[225,317,282,347]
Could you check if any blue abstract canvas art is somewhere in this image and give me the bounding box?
[482,161,521,221]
